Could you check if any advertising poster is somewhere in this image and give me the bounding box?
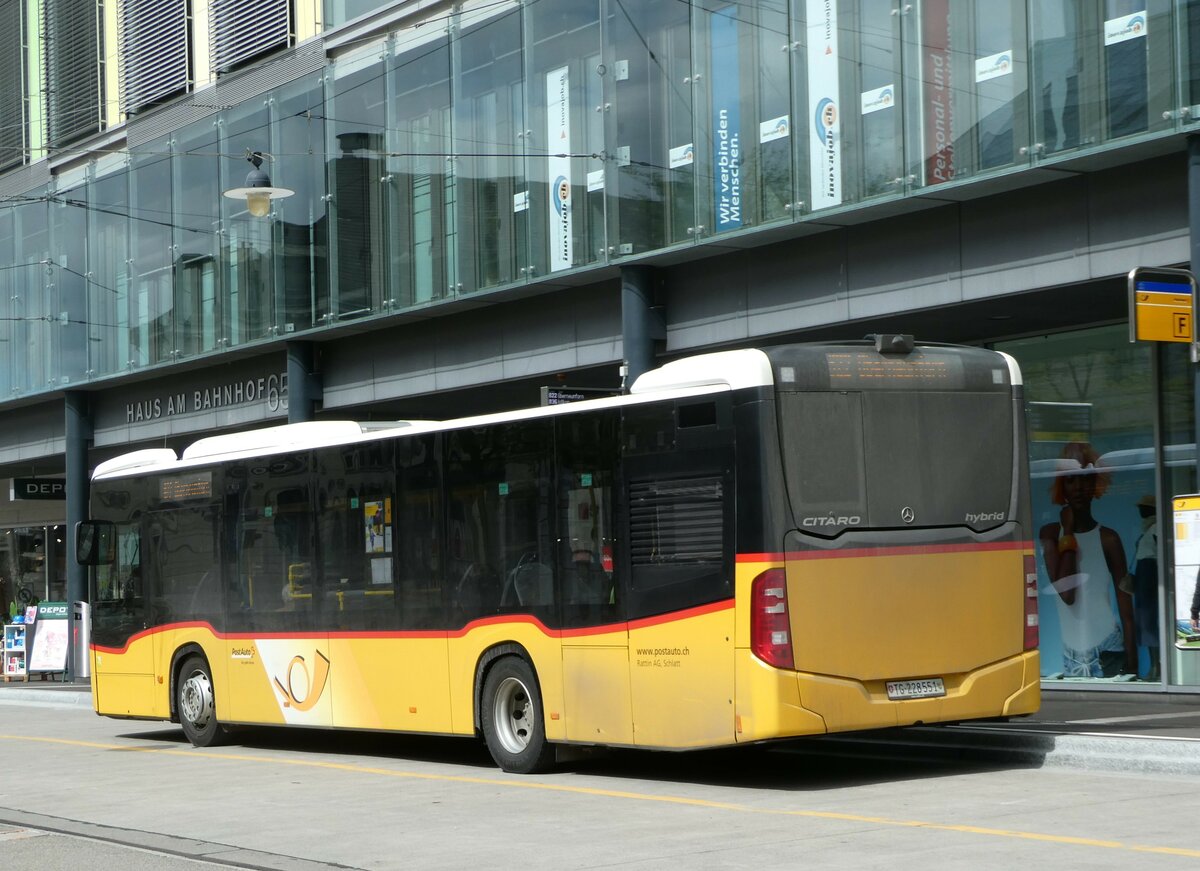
[710,5,741,232]
[364,499,392,554]
[29,601,68,673]
[1173,496,1200,649]
[922,0,954,185]
[806,0,841,208]
[547,66,573,272]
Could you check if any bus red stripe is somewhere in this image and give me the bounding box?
[737,540,1033,563]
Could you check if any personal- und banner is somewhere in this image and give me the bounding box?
[806,0,842,208]
[547,67,573,272]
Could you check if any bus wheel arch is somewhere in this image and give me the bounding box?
[175,652,231,747]
[475,646,555,774]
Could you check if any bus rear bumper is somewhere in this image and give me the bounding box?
[734,650,1039,741]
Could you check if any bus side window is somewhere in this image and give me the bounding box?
[557,411,619,628]
[315,441,398,631]
[396,435,444,630]
[227,454,315,633]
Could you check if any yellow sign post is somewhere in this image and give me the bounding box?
[1128,267,1200,360]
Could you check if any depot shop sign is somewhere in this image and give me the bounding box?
[11,478,65,501]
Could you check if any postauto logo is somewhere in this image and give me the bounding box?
[813,97,837,139]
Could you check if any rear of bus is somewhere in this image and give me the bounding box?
[736,337,1039,741]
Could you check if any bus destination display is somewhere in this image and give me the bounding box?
[160,471,212,501]
[825,351,964,387]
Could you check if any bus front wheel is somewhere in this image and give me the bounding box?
[176,656,230,747]
[480,656,555,774]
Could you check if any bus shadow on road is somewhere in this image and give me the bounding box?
[117,723,1053,791]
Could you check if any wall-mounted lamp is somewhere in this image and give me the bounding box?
[222,150,294,218]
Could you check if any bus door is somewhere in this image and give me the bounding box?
[144,498,222,719]
[623,401,737,748]
[556,412,632,745]
[90,517,155,717]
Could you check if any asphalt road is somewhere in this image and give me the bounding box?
[0,702,1198,870]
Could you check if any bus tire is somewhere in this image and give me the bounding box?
[480,656,555,774]
[176,655,230,748]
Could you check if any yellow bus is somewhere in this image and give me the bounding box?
[76,336,1039,773]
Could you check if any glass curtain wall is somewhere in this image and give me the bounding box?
[10,190,51,394]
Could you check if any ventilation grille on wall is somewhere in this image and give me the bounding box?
[210,0,292,76]
[43,0,105,147]
[0,0,26,172]
[118,0,191,115]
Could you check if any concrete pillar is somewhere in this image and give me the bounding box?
[620,266,664,390]
[286,341,322,424]
[64,390,92,682]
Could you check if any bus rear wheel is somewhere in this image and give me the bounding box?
[176,655,230,747]
[480,656,555,774]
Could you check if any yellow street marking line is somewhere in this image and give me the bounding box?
[3,733,1199,859]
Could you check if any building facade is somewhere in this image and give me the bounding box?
[1,0,1200,689]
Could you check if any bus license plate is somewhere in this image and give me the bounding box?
[886,678,945,700]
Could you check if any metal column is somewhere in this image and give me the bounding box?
[286,341,322,424]
[620,266,665,390]
[64,390,92,682]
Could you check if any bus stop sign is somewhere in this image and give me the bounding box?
[1128,266,1196,353]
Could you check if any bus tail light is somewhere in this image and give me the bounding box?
[751,568,795,670]
[1023,553,1039,650]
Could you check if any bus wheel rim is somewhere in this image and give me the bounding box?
[180,670,214,729]
[493,676,533,754]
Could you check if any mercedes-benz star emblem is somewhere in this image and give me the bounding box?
[901,506,915,524]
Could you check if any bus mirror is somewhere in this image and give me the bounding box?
[75,521,115,566]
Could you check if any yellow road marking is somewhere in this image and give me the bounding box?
[3,733,1198,859]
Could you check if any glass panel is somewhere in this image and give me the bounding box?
[13,192,51,393]
[1183,0,1200,115]
[454,1,526,293]
[323,0,390,29]
[607,0,695,250]
[128,147,174,367]
[997,326,1153,682]
[221,101,277,345]
[328,46,389,321]
[526,0,603,273]
[388,27,455,306]
[1031,0,1172,158]
[87,158,130,379]
[973,1,1026,171]
[0,206,12,397]
[174,117,222,358]
[51,175,89,386]
[146,505,220,628]
[1161,342,1198,686]
[851,0,904,201]
[273,76,327,335]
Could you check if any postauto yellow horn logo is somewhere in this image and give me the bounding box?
[272,649,331,711]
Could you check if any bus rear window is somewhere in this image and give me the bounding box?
[780,391,1014,533]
